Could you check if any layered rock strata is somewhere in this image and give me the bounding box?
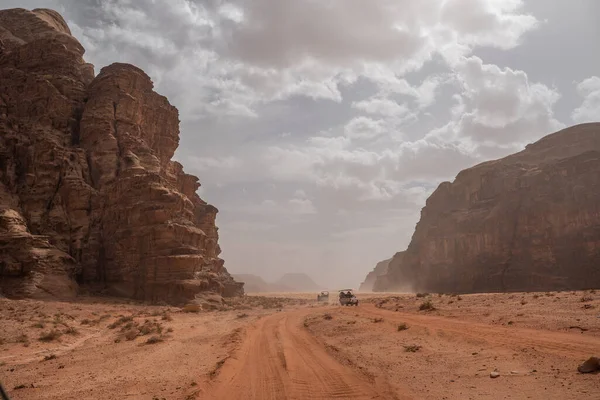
[0,8,242,303]
[373,123,600,293]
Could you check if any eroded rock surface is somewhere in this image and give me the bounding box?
[374,123,600,293]
[0,8,242,303]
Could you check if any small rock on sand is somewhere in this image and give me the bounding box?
[577,357,600,373]
[490,371,500,378]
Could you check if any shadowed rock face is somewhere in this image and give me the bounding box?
[0,8,243,303]
[374,123,600,293]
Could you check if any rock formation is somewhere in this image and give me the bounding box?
[358,257,392,292]
[0,8,243,303]
[372,123,600,293]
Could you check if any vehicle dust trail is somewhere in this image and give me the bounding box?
[342,304,600,359]
[203,308,406,400]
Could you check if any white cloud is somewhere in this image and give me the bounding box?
[572,76,600,123]
[60,0,541,120]
[343,117,386,140]
[352,98,410,118]
[433,56,564,149]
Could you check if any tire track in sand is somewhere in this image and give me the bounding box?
[203,308,404,400]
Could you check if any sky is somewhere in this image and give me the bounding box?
[4,0,600,289]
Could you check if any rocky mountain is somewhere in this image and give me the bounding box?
[275,273,322,292]
[233,273,322,293]
[358,257,392,292]
[231,274,284,293]
[0,8,242,304]
[372,123,600,293]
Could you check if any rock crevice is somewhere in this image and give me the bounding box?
[0,8,243,303]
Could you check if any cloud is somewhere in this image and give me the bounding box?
[572,76,600,123]
[343,117,387,140]
[431,56,564,152]
[50,0,541,121]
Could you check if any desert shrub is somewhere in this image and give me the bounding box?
[39,330,62,342]
[16,334,29,346]
[124,329,139,341]
[31,322,45,329]
[64,326,79,335]
[419,300,435,311]
[146,336,163,344]
[43,354,57,361]
[161,312,173,321]
[397,323,409,331]
[580,296,593,303]
[415,293,429,298]
[323,313,333,320]
[108,316,134,329]
[236,313,249,319]
[139,321,163,336]
[372,317,384,323]
[404,344,421,352]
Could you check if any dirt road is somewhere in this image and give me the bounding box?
[203,308,407,400]
[204,304,600,400]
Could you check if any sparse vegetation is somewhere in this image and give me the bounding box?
[16,333,30,346]
[39,329,62,342]
[419,300,436,311]
[161,312,173,321]
[65,326,79,335]
[520,300,528,305]
[108,315,134,329]
[32,322,45,329]
[124,329,139,341]
[323,313,333,320]
[43,354,57,361]
[580,296,593,303]
[372,317,384,323]
[146,336,164,344]
[397,323,409,331]
[404,344,421,352]
[236,313,249,319]
[416,293,429,298]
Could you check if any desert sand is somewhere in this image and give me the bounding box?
[1,291,599,400]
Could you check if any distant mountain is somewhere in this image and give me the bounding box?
[274,273,322,292]
[231,274,285,293]
[232,273,322,293]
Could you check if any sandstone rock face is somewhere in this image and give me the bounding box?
[0,8,242,303]
[374,123,600,293]
[358,257,392,292]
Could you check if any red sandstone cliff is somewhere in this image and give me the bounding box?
[372,123,600,293]
[0,8,242,303]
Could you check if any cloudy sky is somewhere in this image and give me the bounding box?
[5,0,600,288]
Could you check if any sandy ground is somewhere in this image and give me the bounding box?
[1,291,599,399]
